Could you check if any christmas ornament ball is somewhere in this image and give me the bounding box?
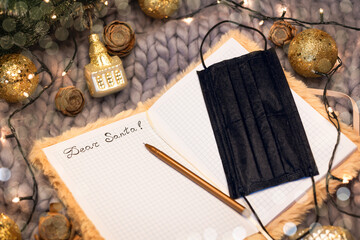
[0,213,22,240]
[138,0,180,19]
[0,54,39,103]
[288,28,338,78]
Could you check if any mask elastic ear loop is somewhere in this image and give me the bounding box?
[200,20,268,69]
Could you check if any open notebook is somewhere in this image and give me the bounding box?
[41,38,357,239]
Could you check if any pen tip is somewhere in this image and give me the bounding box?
[144,143,152,151]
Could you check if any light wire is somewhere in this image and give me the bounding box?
[6,37,77,232]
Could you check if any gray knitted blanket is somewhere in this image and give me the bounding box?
[1,0,360,239]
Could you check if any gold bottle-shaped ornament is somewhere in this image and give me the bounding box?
[84,34,128,97]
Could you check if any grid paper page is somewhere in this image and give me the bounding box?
[148,38,357,226]
[43,112,259,239]
[148,38,247,192]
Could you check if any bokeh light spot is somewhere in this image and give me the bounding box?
[45,41,59,55]
[55,27,69,41]
[13,32,27,46]
[2,18,16,32]
[13,2,28,16]
[29,6,43,20]
[74,17,87,32]
[232,226,247,240]
[39,35,52,49]
[0,35,14,49]
[40,1,54,14]
[35,21,50,36]
[337,187,351,201]
[283,222,297,236]
[0,168,11,182]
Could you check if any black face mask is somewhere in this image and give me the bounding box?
[197,21,318,199]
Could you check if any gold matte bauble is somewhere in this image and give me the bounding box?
[138,0,180,19]
[0,54,39,103]
[288,28,338,78]
[0,213,22,240]
[291,226,354,240]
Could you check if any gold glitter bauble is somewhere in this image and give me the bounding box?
[138,0,180,19]
[0,54,39,103]
[291,225,354,240]
[288,28,338,78]
[0,213,22,240]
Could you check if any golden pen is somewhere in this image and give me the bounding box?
[144,143,273,240]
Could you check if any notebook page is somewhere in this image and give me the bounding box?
[43,112,259,239]
[147,110,223,188]
[148,38,247,192]
[148,38,357,226]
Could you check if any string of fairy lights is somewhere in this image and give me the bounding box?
[0,0,105,233]
[176,0,360,32]
[1,0,360,238]
[5,38,77,232]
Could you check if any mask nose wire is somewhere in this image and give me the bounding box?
[200,20,268,69]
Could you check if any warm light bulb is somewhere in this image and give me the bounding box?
[319,8,324,22]
[23,92,29,97]
[44,0,50,2]
[243,0,248,5]
[12,197,20,203]
[104,0,109,5]
[183,17,193,24]
[0,128,5,143]
[51,14,57,19]
[62,71,66,76]
[282,7,287,13]
[28,73,34,80]
[327,107,334,113]
[342,174,351,184]
[259,20,264,26]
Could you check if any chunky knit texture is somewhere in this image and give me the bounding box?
[1,0,360,239]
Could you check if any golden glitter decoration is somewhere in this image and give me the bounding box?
[0,213,22,240]
[138,0,180,19]
[291,225,354,240]
[288,28,338,78]
[0,54,39,103]
[85,34,128,97]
